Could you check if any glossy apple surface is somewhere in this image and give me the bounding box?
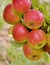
[12,0,31,14]
[3,4,20,25]
[24,9,44,29]
[12,23,29,43]
[28,29,46,49]
[23,44,43,60]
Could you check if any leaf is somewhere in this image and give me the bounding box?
[31,0,39,9]
[45,16,50,24]
[47,25,50,32]
[42,52,50,63]
[39,4,48,16]
[7,45,21,62]
[47,57,50,64]
[10,40,24,48]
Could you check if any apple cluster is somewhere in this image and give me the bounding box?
[3,0,50,60]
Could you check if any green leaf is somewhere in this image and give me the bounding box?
[31,0,39,9]
[47,25,50,32]
[42,52,50,63]
[10,40,24,48]
[47,57,50,64]
[39,4,48,16]
[45,16,50,24]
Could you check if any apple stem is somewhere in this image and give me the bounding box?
[21,18,23,22]
[20,18,24,24]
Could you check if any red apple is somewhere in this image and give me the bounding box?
[24,9,44,29]
[3,4,20,25]
[12,0,31,14]
[12,23,29,43]
[28,29,46,49]
[23,44,43,60]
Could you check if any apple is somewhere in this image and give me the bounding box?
[23,44,43,60]
[12,0,31,14]
[24,9,44,29]
[46,33,50,46]
[28,29,46,49]
[3,4,20,25]
[44,44,50,54]
[12,23,29,43]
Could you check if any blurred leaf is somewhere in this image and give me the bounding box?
[42,52,48,62]
[42,52,50,64]
[10,40,24,48]
[47,57,50,64]
[39,4,48,16]
[31,0,39,9]
[47,25,50,32]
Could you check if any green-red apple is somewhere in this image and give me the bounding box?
[24,9,44,29]
[23,44,43,60]
[12,23,29,43]
[28,29,46,49]
[3,4,20,25]
[12,0,31,14]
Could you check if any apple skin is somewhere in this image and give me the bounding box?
[28,29,46,49]
[3,4,20,25]
[12,0,31,14]
[23,44,43,60]
[47,33,50,46]
[12,23,29,43]
[24,9,44,29]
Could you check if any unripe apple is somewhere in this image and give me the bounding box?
[23,44,43,60]
[28,29,46,49]
[12,23,29,43]
[24,9,44,29]
[12,0,31,14]
[47,33,50,46]
[3,4,20,25]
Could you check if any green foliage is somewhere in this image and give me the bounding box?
[31,0,39,9]
[42,52,50,64]
[42,52,49,62]
[10,40,24,48]
[47,58,50,64]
